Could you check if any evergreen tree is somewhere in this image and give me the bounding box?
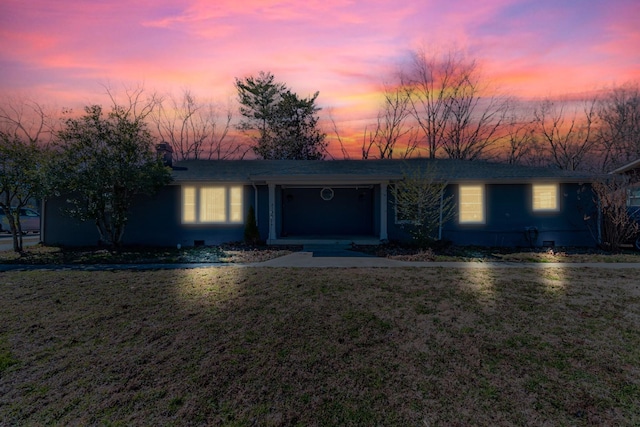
[235,71,327,159]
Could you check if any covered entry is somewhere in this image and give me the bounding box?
[281,186,374,237]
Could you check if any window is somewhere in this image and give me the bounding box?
[628,186,640,207]
[182,185,243,224]
[183,186,196,223]
[532,184,559,211]
[459,185,484,224]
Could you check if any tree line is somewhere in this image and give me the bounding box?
[1,48,639,252]
[358,48,640,174]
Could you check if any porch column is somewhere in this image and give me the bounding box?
[380,182,388,241]
[268,183,277,243]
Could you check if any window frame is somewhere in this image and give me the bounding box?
[628,185,640,207]
[181,184,244,225]
[458,184,485,224]
[532,183,560,212]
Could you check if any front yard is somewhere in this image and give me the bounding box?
[1,267,639,425]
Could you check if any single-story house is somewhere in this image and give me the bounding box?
[610,158,640,249]
[42,158,599,248]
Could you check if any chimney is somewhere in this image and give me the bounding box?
[156,142,173,167]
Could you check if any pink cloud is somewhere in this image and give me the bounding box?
[0,0,638,147]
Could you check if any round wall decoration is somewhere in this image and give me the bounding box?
[320,187,334,201]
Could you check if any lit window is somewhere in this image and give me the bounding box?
[230,186,243,222]
[459,185,484,224]
[200,187,226,222]
[182,185,243,224]
[183,186,196,223]
[533,184,559,211]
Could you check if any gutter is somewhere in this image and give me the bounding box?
[252,182,259,226]
[40,199,46,244]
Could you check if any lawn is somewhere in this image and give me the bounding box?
[1,267,639,426]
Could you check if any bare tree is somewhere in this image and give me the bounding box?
[597,82,640,172]
[152,90,241,161]
[103,83,162,122]
[533,97,599,171]
[0,132,48,252]
[392,163,455,246]
[502,103,540,165]
[591,175,640,251]
[362,84,418,159]
[0,95,56,145]
[402,48,506,160]
[441,77,509,160]
[402,49,457,158]
[325,107,351,159]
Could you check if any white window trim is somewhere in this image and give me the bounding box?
[532,183,560,212]
[459,184,485,224]
[182,184,244,225]
[628,186,640,207]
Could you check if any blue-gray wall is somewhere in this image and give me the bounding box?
[43,184,261,247]
[43,181,597,248]
[387,183,596,247]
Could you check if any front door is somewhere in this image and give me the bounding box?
[281,187,374,237]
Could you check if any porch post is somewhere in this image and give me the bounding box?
[268,183,277,243]
[380,182,388,241]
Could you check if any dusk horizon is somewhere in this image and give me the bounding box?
[1,0,639,157]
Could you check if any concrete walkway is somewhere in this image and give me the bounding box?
[1,250,639,270]
[249,251,640,268]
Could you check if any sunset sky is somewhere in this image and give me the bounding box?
[1,0,639,147]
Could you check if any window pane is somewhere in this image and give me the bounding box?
[459,185,484,223]
[533,184,558,211]
[229,186,243,223]
[629,187,640,207]
[200,187,226,222]
[182,186,196,223]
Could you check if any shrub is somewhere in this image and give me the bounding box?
[244,206,261,245]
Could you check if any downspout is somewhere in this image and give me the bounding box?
[40,198,46,244]
[251,182,259,226]
[438,186,444,241]
[597,196,602,245]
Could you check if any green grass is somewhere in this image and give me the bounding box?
[1,267,639,425]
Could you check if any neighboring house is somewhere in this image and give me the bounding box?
[42,159,598,248]
[609,158,640,249]
[610,158,640,208]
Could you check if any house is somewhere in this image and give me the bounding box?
[609,158,640,250]
[41,158,598,248]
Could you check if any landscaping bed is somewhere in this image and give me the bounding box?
[0,243,299,265]
[1,241,639,264]
[354,241,640,263]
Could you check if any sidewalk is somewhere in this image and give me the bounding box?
[1,250,639,270]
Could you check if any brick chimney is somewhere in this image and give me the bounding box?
[156,142,173,167]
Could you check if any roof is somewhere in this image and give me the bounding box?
[170,159,598,184]
[609,158,640,175]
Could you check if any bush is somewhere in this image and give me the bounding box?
[244,206,261,245]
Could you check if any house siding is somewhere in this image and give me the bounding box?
[386,182,595,247]
[42,159,599,249]
[44,184,260,247]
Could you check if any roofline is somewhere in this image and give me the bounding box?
[609,158,640,175]
[169,175,594,185]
